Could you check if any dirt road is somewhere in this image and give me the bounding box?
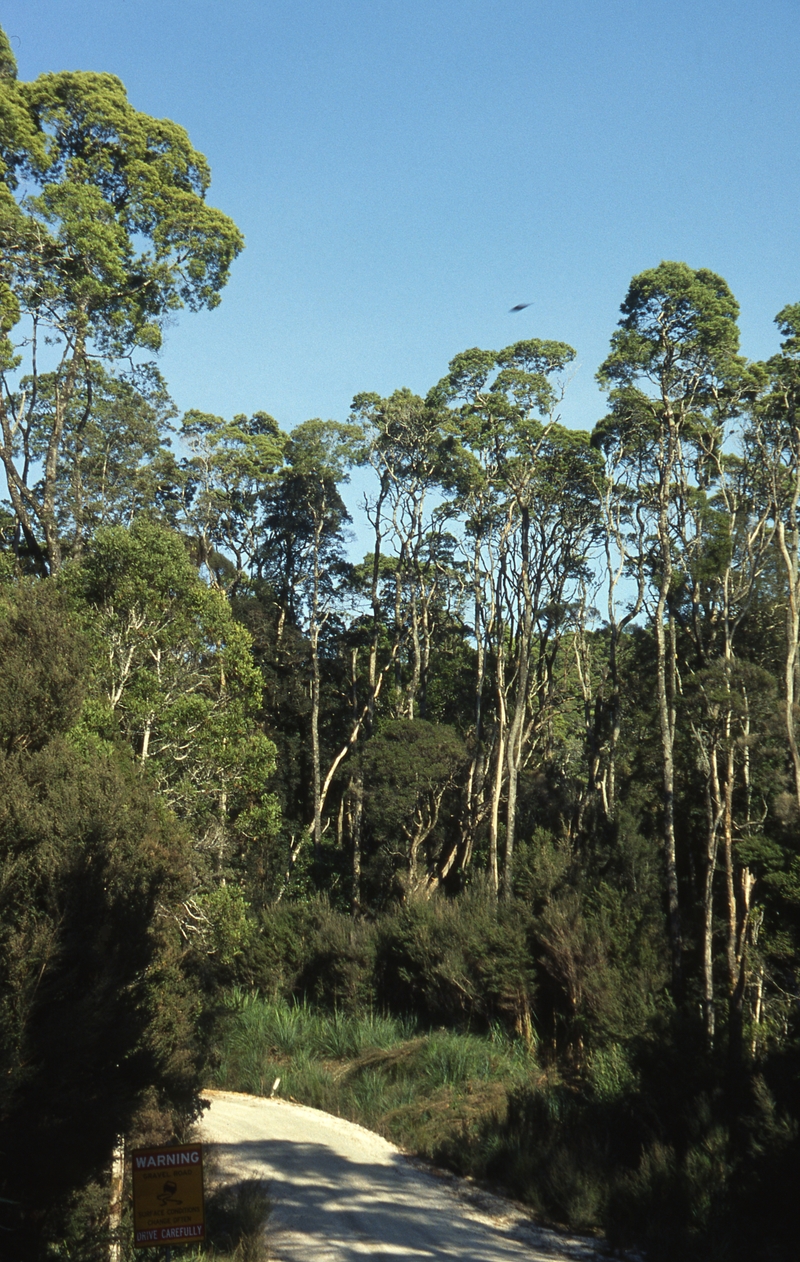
[201,1089,601,1261]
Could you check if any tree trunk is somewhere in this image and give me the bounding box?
[777,518,800,811]
[310,622,322,859]
[503,507,532,898]
[700,742,724,1047]
[654,408,682,991]
[488,645,507,897]
[349,771,363,914]
[108,1135,125,1262]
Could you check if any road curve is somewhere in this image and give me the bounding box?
[200,1089,601,1262]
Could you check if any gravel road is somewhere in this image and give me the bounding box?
[201,1089,602,1262]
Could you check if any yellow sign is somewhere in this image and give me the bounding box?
[131,1143,205,1249]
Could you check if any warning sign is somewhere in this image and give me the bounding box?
[131,1143,205,1248]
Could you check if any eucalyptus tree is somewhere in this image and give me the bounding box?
[65,519,279,893]
[593,361,771,1043]
[351,387,458,722]
[736,305,800,1049]
[749,305,800,812]
[596,261,748,1010]
[689,436,779,1032]
[20,361,181,558]
[588,408,649,821]
[179,408,286,592]
[433,340,600,895]
[259,419,359,861]
[0,29,242,574]
[330,388,463,906]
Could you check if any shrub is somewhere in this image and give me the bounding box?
[373,889,536,1034]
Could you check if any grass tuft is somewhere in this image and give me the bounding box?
[210,993,542,1206]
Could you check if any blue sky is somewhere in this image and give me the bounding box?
[5,0,800,438]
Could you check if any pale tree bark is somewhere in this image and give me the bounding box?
[652,404,683,989]
[108,1135,125,1262]
[593,453,647,821]
[0,312,88,574]
[489,645,507,895]
[777,512,800,809]
[440,526,494,888]
[503,510,533,898]
[596,262,750,1013]
[693,721,724,1044]
[453,507,497,885]
[688,435,775,1043]
[308,507,330,859]
[749,358,800,814]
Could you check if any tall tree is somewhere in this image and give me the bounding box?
[352,388,457,720]
[179,408,286,592]
[65,519,280,895]
[750,305,800,812]
[433,340,599,894]
[596,261,746,997]
[345,389,458,906]
[21,361,181,559]
[0,30,243,573]
[259,420,358,860]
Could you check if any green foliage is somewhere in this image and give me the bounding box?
[598,260,742,394]
[373,890,537,1033]
[1,63,243,351]
[180,409,286,590]
[0,579,203,1258]
[63,520,281,889]
[27,362,182,549]
[0,24,243,573]
[292,901,378,1010]
[0,27,17,83]
[257,417,357,621]
[0,580,88,750]
[195,887,255,969]
[361,720,466,897]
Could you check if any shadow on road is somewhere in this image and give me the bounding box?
[211,1136,592,1261]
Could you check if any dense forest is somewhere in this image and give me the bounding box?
[2,25,800,1262]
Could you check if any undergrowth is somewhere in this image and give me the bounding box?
[209,993,562,1215]
[208,993,800,1260]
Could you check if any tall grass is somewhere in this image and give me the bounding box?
[215,993,419,1100]
[215,996,747,1249]
[208,995,666,1245]
[210,993,538,1170]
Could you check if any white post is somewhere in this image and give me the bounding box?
[109,1135,125,1262]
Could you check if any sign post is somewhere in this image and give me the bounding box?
[131,1143,205,1252]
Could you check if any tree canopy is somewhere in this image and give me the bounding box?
[0,39,243,573]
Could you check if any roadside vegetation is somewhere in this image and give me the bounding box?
[206,899,798,1261]
[212,993,532,1160]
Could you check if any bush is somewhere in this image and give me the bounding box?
[232,891,536,1039]
[294,904,377,1012]
[203,1178,271,1262]
[232,899,374,1010]
[373,889,536,1034]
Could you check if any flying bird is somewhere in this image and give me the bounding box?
[509,302,532,313]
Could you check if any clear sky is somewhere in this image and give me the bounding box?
[5,0,800,436]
